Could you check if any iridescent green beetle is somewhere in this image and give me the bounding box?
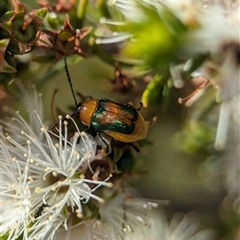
[76,98,147,142]
[61,58,147,143]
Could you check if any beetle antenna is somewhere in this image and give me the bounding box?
[64,57,78,107]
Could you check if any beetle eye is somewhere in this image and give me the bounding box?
[77,102,82,108]
[75,103,82,117]
[76,103,82,111]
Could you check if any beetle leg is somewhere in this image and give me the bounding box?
[97,132,111,154]
[136,102,143,111]
[117,140,141,152]
[125,102,143,111]
[125,102,134,108]
[129,142,141,152]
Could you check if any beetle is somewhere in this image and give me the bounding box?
[75,98,147,142]
[58,58,147,143]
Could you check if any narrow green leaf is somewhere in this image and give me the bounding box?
[141,74,165,108]
[0,10,14,23]
[0,0,11,19]
[34,7,48,21]
[77,0,88,27]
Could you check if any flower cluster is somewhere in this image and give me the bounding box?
[0,84,215,239]
[0,86,112,239]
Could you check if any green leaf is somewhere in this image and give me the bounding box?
[0,0,11,19]
[0,51,16,84]
[7,39,20,54]
[0,71,15,84]
[0,61,17,73]
[0,10,14,23]
[121,5,188,69]
[0,39,17,73]
[141,74,166,107]
[161,8,187,34]
[34,7,48,21]
[77,0,88,27]
[0,38,9,48]
[96,0,111,19]
[0,27,9,39]
[45,12,65,30]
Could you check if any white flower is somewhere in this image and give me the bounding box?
[165,0,239,94]
[52,192,215,240]
[0,86,112,240]
[157,212,215,240]
[187,0,239,54]
[219,95,240,216]
[92,193,160,239]
[0,137,32,239]
[108,0,145,22]
[92,192,214,240]
[183,0,239,100]
[0,82,217,240]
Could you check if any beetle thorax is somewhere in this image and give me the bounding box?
[79,99,98,126]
